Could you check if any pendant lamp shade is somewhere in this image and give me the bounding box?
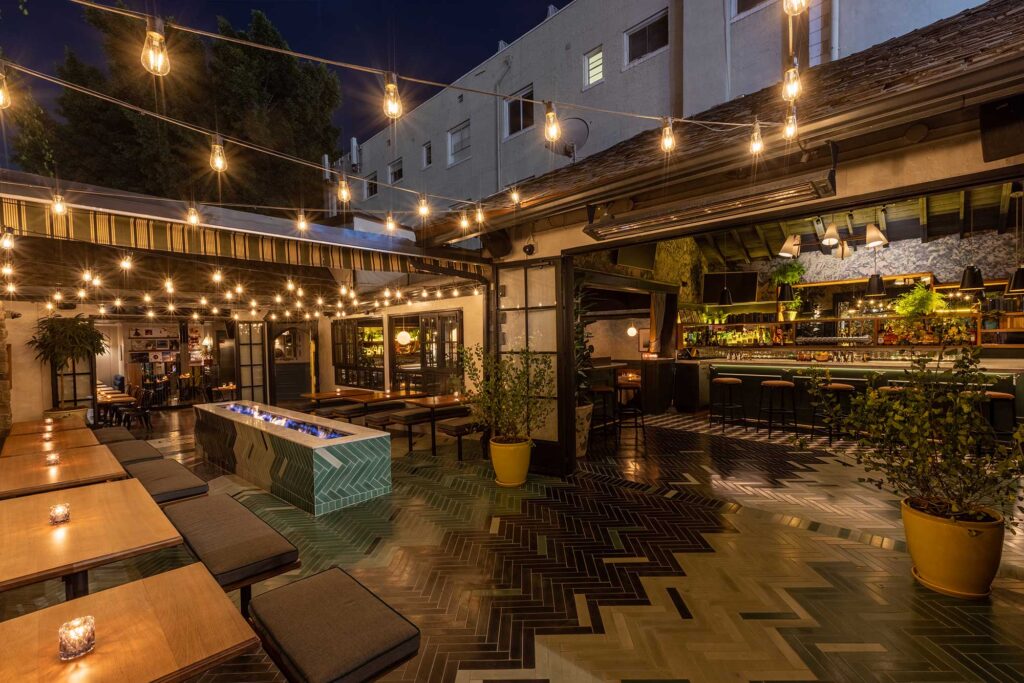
[1006,266,1024,295]
[959,264,985,291]
[777,283,795,302]
[863,223,888,248]
[822,222,841,247]
[865,273,886,298]
[833,240,852,260]
[778,234,801,258]
[718,285,733,307]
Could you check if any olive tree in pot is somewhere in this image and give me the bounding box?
[574,285,594,458]
[28,314,107,420]
[807,348,1024,598]
[462,345,554,487]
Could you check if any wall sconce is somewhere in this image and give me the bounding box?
[59,616,96,661]
[49,503,71,525]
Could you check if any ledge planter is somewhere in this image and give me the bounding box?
[28,314,107,418]
[462,346,554,488]
[806,348,1024,599]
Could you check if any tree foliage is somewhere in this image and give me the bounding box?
[461,345,554,444]
[12,8,341,212]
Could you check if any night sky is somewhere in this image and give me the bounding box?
[0,0,567,144]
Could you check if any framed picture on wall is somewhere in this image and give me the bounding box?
[635,324,651,352]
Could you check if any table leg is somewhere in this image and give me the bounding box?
[63,571,89,600]
[430,407,437,457]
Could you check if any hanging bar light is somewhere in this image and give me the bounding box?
[783,108,798,141]
[141,18,170,77]
[209,135,227,173]
[417,195,430,218]
[186,206,200,225]
[660,118,676,152]
[865,249,886,298]
[543,102,561,143]
[782,59,801,102]
[778,234,801,258]
[1007,190,1024,295]
[383,72,402,119]
[959,201,984,291]
[821,222,841,247]
[337,177,351,204]
[749,121,764,155]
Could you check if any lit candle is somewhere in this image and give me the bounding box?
[49,503,71,525]
[45,453,61,466]
[44,417,54,425]
[42,432,53,441]
[58,616,96,661]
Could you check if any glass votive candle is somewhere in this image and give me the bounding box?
[42,432,53,442]
[49,503,71,525]
[45,453,61,466]
[44,417,54,425]
[58,616,95,661]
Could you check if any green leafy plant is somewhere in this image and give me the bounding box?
[28,314,108,407]
[893,282,946,319]
[782,293,803,313]
[461,346,554,444]
[573,284,593,407]
[769,259,806,285]
[806,348,1024,527]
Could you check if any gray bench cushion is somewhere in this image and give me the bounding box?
[251,568,420,683]
[108,439,163,465]
[124,459,208,504]
[93,427,135,444]
[365,411,401,429]
[389,408,432,426]
[326,401,406,421]
[163,494,298,588]
[437,416,481,437]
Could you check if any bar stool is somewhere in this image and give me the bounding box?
[757,379,796,438]
[590,384,617,439]
[709,377,744,433]
[985,391,1016,442]
[616,381,646,453]
[809,382,855,445]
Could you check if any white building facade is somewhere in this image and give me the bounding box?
[348,0,986,220]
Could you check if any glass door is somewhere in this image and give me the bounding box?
[236,321,266,402]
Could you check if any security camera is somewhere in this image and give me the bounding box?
[522,243,536,256]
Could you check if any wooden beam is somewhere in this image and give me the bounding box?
[958,190,968,238]
[919,197,931,242]
[998,183,1012,234]
[753,225,773,256]
[812,217,829,255]
[703,235,728,265]
[729,229,751,264]
[845,212,857,251]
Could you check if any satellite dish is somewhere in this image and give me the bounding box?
[548,117,589,161]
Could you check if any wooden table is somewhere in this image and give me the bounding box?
[350,389,425,406]
[96,393,136,406]
[8,416,87,436]
[0,479,182,599]
[1,429,100,458]
[211,384,237,400]
[0,445,126,500]
[300,388,373,408]
[0,562,258,682]
[405,394,468,456]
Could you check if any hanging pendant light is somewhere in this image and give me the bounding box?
[959,265,984,291]
[821,222,840,247]
[864,223,888,248]
[382,72,403,119]
[718,272,733,306]
[1007,190,1024,295]
[778,234,801,258]
[141,18,170,77]
[865,274,886,298]
[626,322,638,338]
[833,240,851,260]
[777,282,794,302]
[543,102,561,143]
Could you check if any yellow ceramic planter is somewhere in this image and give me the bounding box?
[901,498,1004,599]
[490,438,531,487]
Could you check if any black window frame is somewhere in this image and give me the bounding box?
[625,11,669,65]
[505,85,535,138]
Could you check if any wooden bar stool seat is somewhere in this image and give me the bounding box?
[810,382,855,445]
[984,391,1016,441]
[590,385,617,439]
[757,380,795,438]
[710,377,744,433]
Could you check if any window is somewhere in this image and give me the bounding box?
[365,172,378,199]
[447,120,471,165]
[505,85,535,138]
[734,0,770,16]
[422,141,432,168]
[625,11,669,65]
[387,158,403,184]
[584,47,603,88]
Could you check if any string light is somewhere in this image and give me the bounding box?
[98,303,106,314]
[395,289,402,298]
[452,287,460,297]
[510,188,521,205]
[114,297,123,307]
[232,312,239,320]
[141,18,170,76]
[191,311,199,320]
[212,270,222,283]
[337,177,351,203]
[783,108,798,141]
[275,294,283,304]
[270,313,277,320]
[296,212,308,231]
[386,212,396,231]
[234,284,243,294]
[543,102,560,142]
[435,289,442,299]
[473,286,480,296]
[340,285,348,295]
[782,63,801,102]
[475,204,485,224]
[349,290,356,299]
[52,291,63,302]
[164,278,174,293]
[286,280,295,292]
[4,282,14,294]
[383,72,402,119]
[0,230,13,250]
[81,270,92,282]
[91,276,101,287]
[296,287,304,297]
[209,135,227,173]
[421,289,428,298]
[52,194,67,215]
[77,288,87,299]
[0,74,11,110]
[749,121,764,155]
[187,206,200,225]
[249,299,257,308]
[166,302,175,312]
[45,301,53,311]
[199,296,208,306]
[660,118,676,152]
[459,211,470,230]
[783,0,809,15]
[224,291,233,301]
[1,264,11,277]
[211,306,219,314]
[316,296,324,305]
[417,195,430,218]
[143,293,152,303]
[147,309,155,318]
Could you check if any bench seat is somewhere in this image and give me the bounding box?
[92,426,136,444]
[323,401,406,422]
[437,417,485,462]
[125,459,208,504]
[250,567,420,683]
[107,439,164,466]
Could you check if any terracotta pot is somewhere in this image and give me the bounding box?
[901,498,1004,599]
[489,438,531,487]
[575,403,593,458]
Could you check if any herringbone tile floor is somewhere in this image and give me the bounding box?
[3,409,1024,682]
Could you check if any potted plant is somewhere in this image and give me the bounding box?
[892,282,946,343]
[769,259,806,287]
[28,314,108,419]
[462,345,554,487]
[782,294,802,321]
[807,348,1024,598]
[573,285,594,458]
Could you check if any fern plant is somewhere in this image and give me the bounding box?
[28,314,107,407]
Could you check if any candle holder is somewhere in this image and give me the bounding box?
[45,453,61,467]
[42,432,53,442]
[44,417,54,425]
[58,616,95,661]
[49,503,71,525]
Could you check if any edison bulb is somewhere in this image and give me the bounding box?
[543,103,560,142]
[147,309,156,319]
[91,276,101,287]
[114,297,123,307]
[167,302,175,312]
[340,285,348,295]
[417,195,429,218]
[52,194,67,215]
[275,294,283,304]
[316,296,324,305]
[297,213,308,231]
[143,293,152,303]
[211,306,219,314]
[386,212,396,231]
[191,312,199,320]
[749,121,764,155]
[1,264,12,277]
[77,288,86,299]
[187,207,200,225]
[212,270,223,283]
[0,232,12,250]
[383,74,402,119]
[119,257,132,270]
[46,301,54,311]
[783,111,798,141]
[164,278,174,293]
[435,289,442,299]
[234,284,243,294]
[98,304,106,315]
[5,282,14,294]
[459,211,470,230]
[782,66,801,102]
[475,206,485,224]
[783,0,809,16]
[199,296,208,306]
[626,323,638,338]
[510,189,520,205]
[53,291,63,302]
[141,20,170,76]
[210,139,227,173]
[0,75,11,110]
[660,119,676,152]
[337,178,351,203]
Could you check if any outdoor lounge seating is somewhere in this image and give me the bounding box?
[163,494,300,616]
[124,459,209,504]
[391,406,471,453]
[365,410,402,430]
[92,426,136,444]
[249,567,420,683]
[322,400,406,423]
[437,417,486,461]
[107,439,164,466]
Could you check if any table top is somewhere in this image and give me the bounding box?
[405,393,466,409]
[97,394,136,406]
[1,429,100,458]
[8,416,87,436]
[212,384,237,392]
[0,562,258,682]
[355,389,426,404]
[301,388,373,400]
[0,479,182,592]
[0,445,126,500]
